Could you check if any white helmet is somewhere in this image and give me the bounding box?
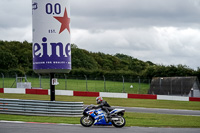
[96,96,103,104]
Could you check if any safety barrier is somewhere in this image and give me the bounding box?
[0,98,83,116]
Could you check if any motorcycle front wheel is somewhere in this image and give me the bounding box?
[80,116,94,127]
[112,116,126,128]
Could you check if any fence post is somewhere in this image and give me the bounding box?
[94,77,97,92]
[122,76,125,93]
[38,74,41,88]
[138,76,140,94]
[159,77,163,94]
[76,77,78,90]
[1,73,4,88]
[181,81,183,96]
[84,75,88,91]
[15,73,17,88]
[50,73,55,101]
[149,79,151,88]
[103,75,106,92]
[170,78,172,95]
[25,74,27,82]
[64,74,67,90]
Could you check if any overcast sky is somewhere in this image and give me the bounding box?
[0,0,200,70]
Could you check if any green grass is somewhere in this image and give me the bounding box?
[0,113,199,128]
[0,114,79,124]
[1,93,200,110]
[124,112,200,127]
[0,77,150,94]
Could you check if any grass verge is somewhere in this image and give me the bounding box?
[0,113,200,128]
[125,112,200,127]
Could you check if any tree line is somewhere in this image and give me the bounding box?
[0,40,199,81]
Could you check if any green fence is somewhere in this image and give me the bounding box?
[0,74,150,94]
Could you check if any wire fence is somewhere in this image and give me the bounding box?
[0,73,151,94]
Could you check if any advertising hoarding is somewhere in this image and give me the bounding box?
[32,0,71,73]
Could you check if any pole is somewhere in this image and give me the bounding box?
[64,74,67,90]
[94,78,96,92]
[160,77,163,94]
[38,74,41,88]
[122,76,125,93]
[139,78,140,94]
[84,75,88,91]
[170,78,172,95]
[15,73,17,88]
[103,75,106,92]
[1,73,4,88]
[181,81,183,96]
[138,76,140,94]
[50,73,55,101]
[25,74,27,82]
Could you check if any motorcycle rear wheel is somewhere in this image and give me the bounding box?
[80,116,94,127]
[112,116,126,128]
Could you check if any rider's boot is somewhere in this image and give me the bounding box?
[105,113,111,123]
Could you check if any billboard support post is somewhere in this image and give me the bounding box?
[32,0,71,101]
[50,73,55,101]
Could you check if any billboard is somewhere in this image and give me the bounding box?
[32,0,71,73]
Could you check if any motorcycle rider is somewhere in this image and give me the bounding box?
[93,97,112,122]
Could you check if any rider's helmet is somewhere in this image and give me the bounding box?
[96,96,103,104]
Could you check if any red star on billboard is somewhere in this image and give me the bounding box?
[54,8,70,34]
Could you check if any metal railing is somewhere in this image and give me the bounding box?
[0,98,83,116]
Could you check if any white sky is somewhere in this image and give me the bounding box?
[0,0,200,69]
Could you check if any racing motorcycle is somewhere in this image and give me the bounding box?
[80,105,126,128]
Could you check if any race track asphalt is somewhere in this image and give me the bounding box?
[120,106,200,116]
[0,121,200,133]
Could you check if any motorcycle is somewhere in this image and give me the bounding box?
[80,105,126,128]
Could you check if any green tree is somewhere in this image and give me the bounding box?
[0,51,18,69]
[71,47,98,70]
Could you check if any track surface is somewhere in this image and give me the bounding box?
[121,106,200,116]
[0,121,200,133]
